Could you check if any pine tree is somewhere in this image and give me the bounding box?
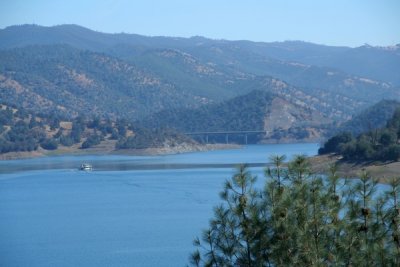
[190,155,400,266]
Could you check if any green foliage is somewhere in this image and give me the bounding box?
[382,144,400,161]
[40,138,58,150]
[70,119,85,143]
[387,108,400,130]
[59,135,74,147]
[338,100,400,136]
[0,113,44,152]
[0,108,14,125]
[141,90,273,133]
[81,134,102,149]
[0,104,194,154]
[87,117,100,129]
[320,108,400,162]
[318,132,353,154]
[380,129,397,146]
[1,25,399,132]
[191,156,400,266]
[0,44,207,120]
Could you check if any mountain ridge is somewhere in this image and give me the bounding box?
[0,24,399,145]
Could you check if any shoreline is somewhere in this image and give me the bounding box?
[309,154,400,182]
[0,143,242,161]
[0,138,321,161]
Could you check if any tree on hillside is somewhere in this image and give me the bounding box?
[71,119,85,143]
[81,133,103,149]
[380,130,397,146]
[40,138,58,150]
[318,132,353,154]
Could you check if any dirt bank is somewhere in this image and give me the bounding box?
[310,154,400,183]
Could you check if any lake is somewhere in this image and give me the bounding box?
[0,143,318,267]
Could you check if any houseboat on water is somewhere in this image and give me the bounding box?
[79,163,93,171]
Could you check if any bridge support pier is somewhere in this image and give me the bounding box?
[244,134,248,145]
[225,134,229,144]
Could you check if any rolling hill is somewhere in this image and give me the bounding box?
[335,99,400,136]
[0,24,399,143]
[0,45,209,119]
[140,90,331,143]
[1,24,399,86]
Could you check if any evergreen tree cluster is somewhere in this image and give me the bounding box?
[191,156,400,266]
[319,108,400,161]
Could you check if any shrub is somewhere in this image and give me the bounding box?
[60,135,75,147]
[382,144,400,161]
[319,132,353,154]
[81,134,102,149]
[40,139,58,150]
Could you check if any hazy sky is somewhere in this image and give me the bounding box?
[0,0,399,47]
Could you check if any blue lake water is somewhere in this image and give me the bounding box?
[0,143,319,267]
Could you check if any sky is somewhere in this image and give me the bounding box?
[0,0,399,47]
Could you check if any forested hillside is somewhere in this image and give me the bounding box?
[336,99,400,136]
[0,44,370,125]
[1,25,399,86]
[0,45,207,119]
[0,24,399,145]
[140,90,331,142]
[0,103,194,154]
[319,107,400,161]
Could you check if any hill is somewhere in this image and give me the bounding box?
[1,24,399,143]
[0,45,209,119]
[229,41,400,86]
[0,103,200,158]
[110,45,398,117]
[336,99,400,136]
[0,44,371,125]
[1,25,399,86]
[1,25,398,112]
[140,90,331,143]
[1,43,394,124]
[319,107,400,162]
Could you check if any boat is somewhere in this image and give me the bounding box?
[79,163,93,171]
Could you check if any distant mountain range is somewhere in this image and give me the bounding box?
[0,24,399,142]
[1,24,399,85]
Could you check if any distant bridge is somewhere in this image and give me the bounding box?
[184,130,268,144]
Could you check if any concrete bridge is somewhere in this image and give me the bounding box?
[185,130,267,144]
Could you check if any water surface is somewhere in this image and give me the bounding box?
[0,143,318,267]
